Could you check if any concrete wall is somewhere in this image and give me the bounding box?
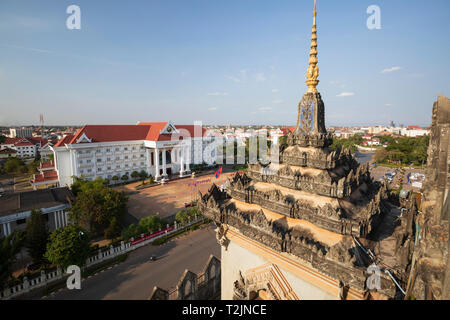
[221,239,338,300]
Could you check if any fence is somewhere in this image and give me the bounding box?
[1,215,206,300]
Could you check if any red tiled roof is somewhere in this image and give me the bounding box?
[40,161,55,170]
[15,141,35,146]
[54,134,74,147]
[54,123,207,146]
[2,137,21,145]
[32,170,58,183]
[407,125,421,129]
[281,127,296,135]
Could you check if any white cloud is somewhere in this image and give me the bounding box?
[208,107,219,111]
[207,92,229,96]
[385,103,392,107]
[381,66,401,73]
[272,99,284,104]
[336,92,355,97]
[259,107,272,111]
[255,73,266,82]
[271,89,280,93]
[226,76,241,83]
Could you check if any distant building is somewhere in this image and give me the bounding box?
[51,121,217,187]
[0,147,17,159]
[0,137,48,159]
[0,187,74,237]
[9,128,33,138]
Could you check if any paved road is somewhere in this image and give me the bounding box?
[39,224,220,300]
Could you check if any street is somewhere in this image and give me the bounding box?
[32,223,220,300]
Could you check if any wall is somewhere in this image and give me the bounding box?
[221,239,337,300]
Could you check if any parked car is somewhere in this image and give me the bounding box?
[149,254,157,261]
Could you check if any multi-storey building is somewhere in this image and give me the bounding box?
[51,121,217,187]
[9,127,33,138]
[0,137,48,159]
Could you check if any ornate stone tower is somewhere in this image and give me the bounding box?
[295,0,327,136]
[199,0,412,300]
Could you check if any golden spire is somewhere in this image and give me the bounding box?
[306,0,319,93]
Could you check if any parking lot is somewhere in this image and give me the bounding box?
[369,166,425,191]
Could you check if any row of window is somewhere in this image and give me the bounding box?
[79,145,145,155]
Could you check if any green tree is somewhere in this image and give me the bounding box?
[0,135,6,144]
[131,171,139,180]
[44,225,91,270]
[0,232,25,290]
[138,216,166,234]
[121,174,129,181]
[139,170,148,183]
[175,207,201,224]
[104,217,121,240]
[4,158,25,174]
[25,209,48,265]
[112,175,119,183]
[122,224,139,241]
[69,181,128,236]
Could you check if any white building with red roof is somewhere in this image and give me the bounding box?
[51,121,217,187]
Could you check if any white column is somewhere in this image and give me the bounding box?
[179,149,184,177]
[54,211,58,229]
[162,148,167,176]
[7,222,11,236]
[2,223,7,237]
[65,211,69,226]
[155,148,160,180]
[185,147,191,172]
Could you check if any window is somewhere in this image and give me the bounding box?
[140,154,144,158]
[106,148,110,152]
[115,148,119,151]
[107,166,111,170]
[124,147,128,151]
[97,158,102,162]
[107,157,111,161]
[87,159,91,163]
[125,156,128,159]
[98,168,102,172]
[151,152,154,165]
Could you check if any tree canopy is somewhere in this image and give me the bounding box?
[0,231,25,290]
[44,225,91,270]
[374,135,429,166]
[25,209,49,265]
[69,177,128,237]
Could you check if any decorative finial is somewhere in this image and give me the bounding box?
[306,0,319,93]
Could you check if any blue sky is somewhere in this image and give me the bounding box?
[0,0,449,127]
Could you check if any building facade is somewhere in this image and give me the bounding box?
[0,187,74,238]
[51,121,217,187]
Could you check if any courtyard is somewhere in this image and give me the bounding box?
[115,171,236,221]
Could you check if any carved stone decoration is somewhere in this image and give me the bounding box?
[235,264,300,300]
[215,224,230,250]
[233,271,247,300]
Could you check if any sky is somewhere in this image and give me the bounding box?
[0,0,449,127]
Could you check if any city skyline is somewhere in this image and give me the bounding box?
[1,0,449,127]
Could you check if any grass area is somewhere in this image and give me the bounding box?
[152,219,211,246]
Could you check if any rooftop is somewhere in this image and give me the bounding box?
[0,187,74,217]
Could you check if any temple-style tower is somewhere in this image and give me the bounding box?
[295,0,326,135]
[199,1,413,300]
